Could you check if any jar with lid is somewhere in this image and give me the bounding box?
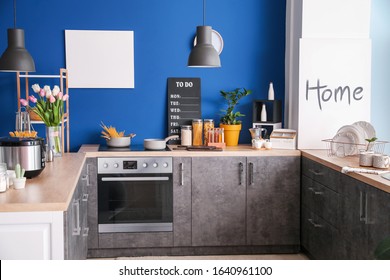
[0,163,8,192]
[181,125,192,146]
[192,119,203,146]
[203,119,214,145]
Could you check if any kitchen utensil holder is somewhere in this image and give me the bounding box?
[322,139,388,157]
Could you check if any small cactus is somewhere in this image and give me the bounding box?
[15,164,25,179]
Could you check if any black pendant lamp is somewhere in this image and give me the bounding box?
[188,0,221,68]
[0,0,35,72]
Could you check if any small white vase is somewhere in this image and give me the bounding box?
[268,82,274,100]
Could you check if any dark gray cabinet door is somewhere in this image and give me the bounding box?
[86,158,98,249]
[173,157,192,247]
[365,186,390,259]
[247,156,300,246]
[340,174,370,259]
[191,157,247,246]
[64,161,90,260]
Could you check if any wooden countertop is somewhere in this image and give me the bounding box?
[80,144,302,157]
[302,150,390,194]
[0,153,86,212]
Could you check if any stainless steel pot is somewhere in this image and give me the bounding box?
[144,135,179,150]
[0,137,45,178]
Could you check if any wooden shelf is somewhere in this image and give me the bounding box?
[16,68,70,153]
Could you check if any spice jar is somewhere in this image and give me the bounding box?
[192,119,203,146]
[181,125,192,146]
[203,119,214,145]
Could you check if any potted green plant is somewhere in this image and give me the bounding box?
[13,164,26,190]
[219,88,252,146]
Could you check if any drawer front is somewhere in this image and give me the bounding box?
[302,175,340,227]
[302,157,341,192]
[301,207,340,260]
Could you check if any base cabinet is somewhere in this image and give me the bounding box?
[191,157,247,246]
[340,174,390,260]
[246,156,300,246]
[64,160,90,259]
[302,156,390,260]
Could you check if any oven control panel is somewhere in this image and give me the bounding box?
[98,157,173,174]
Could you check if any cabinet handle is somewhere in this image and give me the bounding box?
[82,193,89,202]
[72,199,81,236]
[308,187,323,195]
[81,174,90,187]
[248,162,254,186]
[308,218,323,228]
[180,163,184,186]
[360,191,366,222]
[308,169,323,176]
[82,227,89,237]
[239,162,244,185]
[86,163,92,186]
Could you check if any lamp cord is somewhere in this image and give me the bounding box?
[203,0,205,26]
[13,0,17,28]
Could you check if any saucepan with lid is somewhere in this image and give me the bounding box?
[144,135,179,150]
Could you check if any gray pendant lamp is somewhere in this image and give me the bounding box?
[0,0,35,72]
[188,0,221,68]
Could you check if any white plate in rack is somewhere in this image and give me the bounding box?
[331,131,359,156]
[337,125,365,145]
[352,121,376,140]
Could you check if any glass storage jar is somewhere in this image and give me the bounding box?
[181,125,192,146]
[192,119,203,146]
[203,119,214,145]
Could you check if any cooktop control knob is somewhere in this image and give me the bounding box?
[143,163,148,168]
[163,162,168,168]
[103,163,109,168]
[153,162,158,168]
[113,163,119,168]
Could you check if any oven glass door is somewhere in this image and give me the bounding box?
[98,173,173,233]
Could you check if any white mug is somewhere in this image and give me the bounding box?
[264,140,272,150]
[252,138,264,149]
[359,151,374,167]
[373,154,390,169]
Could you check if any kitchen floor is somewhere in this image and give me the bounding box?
[100,254,308,260]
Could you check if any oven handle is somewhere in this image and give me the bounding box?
[101,177,170,182]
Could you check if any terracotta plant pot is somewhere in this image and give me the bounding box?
[220,124,242,146]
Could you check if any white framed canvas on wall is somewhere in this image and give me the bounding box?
[65,30,135,88]
[298,38,371,149]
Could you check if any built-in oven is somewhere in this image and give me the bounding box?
[97,157,173,233]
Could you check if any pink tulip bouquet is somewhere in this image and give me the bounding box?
[20,84,69,127]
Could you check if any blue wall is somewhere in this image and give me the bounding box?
[0,0,286,151]
[371,0,390,154]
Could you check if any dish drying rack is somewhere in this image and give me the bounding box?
[322,139,388,157]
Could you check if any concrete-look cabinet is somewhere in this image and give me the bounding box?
[190,156,300,249]
[64,160,90,259]
[340,175,390,260]
[247,156,300,246]
[191,157,247,246]
[301,156,390,260]
[173,157,192,247]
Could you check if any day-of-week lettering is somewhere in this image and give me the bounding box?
[170,122,179,126]
[170,129,179,134]
[170,101,180,106]
[306,79,363,110]
[170,94,181,99]
[170,108,181,113]
[170,115,180,120]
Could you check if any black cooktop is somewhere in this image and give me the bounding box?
[98,144,169,152]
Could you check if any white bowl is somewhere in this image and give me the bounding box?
[106,137,131,147]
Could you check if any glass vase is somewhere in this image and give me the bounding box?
[46,126,62,157]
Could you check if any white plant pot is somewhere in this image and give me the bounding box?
[13,177,26,190]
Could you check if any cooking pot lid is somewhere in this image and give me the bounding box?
[0,136,44,146]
